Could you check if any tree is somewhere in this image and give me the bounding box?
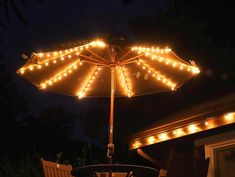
[0,53,28,154]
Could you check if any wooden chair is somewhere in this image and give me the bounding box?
[41,158,73,177]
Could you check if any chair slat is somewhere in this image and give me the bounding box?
[40,158,73,177]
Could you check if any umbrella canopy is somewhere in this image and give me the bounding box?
[17,39,200,98]
[16,39,200,163]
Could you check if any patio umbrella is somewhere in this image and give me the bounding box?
[16,39,200,163]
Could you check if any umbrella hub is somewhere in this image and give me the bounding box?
[108,62,120,68]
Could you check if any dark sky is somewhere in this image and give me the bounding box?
[2,0,165,114]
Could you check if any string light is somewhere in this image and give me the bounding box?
[39,60,81,89]
[224,112,234,121]
[147,136,156,144]
[33,39,106,65]
[158,133,169,141]
[130,112,235,150]
[173,128,185,137]
[131,46,200,74]
[137,60,176,90]
[132,142,141,149]
[77,66,101,99]
[188,124,199,133]
[119,66,132,97]
[20,69,25,74]
[131,46,172,54]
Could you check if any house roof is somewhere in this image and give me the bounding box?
[129,93,235,150]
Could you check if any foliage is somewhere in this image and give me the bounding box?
[0,53,28,154]
[0,152,42,177]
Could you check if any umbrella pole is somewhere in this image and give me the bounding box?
[107,67,115,164]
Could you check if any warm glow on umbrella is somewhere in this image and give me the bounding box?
[17,38,200,163]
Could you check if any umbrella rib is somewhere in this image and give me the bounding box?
[86,49,109,64]
[82,60,107,66]
[78,53,107,65]
[120,60,138,65]
[119,50,134,61]
[120,54,144,64]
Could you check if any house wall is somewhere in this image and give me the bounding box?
[195,131,235,177]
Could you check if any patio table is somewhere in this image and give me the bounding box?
[71,164,158,177]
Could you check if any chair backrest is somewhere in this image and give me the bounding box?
[41,158,73,177]
[194,157,210,177]
[166,150,194,177]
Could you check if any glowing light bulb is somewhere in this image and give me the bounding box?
[38,53,44,58]
[158,133,168,140]
[224,113,234,121]
[41,83,46,89]
[37,65,42,69]
[29,66,34,71]
[192,67,200,74]
[133,142,141,148]
[188,124,198,133]
[20,69,24,74]
[147,136,156,144]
